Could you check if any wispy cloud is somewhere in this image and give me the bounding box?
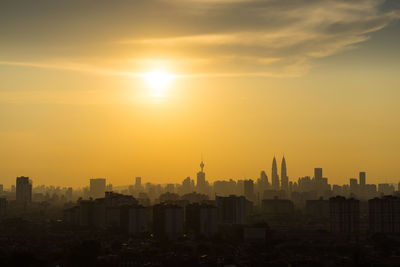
[0,0,398,77]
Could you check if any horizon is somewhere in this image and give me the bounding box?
[1,156,397,189]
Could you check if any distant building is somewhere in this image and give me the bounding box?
[359,172,366,186]
[165,184,175,193]
[90,178,106,198]
[181,176,194,194]
[306,197,329,219]
[349,178,358,195]
[127,205,147,234]
[186,203,218,237]
[329,196,360,234]
[263,189,286,200]
[16,176,32,204]
[314,168,323,182]
[79,200,94,226]
[106,206,122,228]
[153,203,184,239]
[281,156,288,191]
[0,184,3,193]
[369,196,400,234]
[257,171,269,193]
[0,198,7,219]
[378,184,395,196]
[181,192,208,203]
[262,197,294,216]
[214,179,237,196]
[216,195,248,225]
[196,160,207,194]
[135,177,142,193]
[243,179,255,201]
[271,157,280,190]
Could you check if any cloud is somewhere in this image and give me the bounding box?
[0,0,398,77]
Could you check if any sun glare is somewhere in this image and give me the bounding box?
[143,70,174,93]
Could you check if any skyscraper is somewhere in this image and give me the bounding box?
[314,168,323,182]
[314,168,323,193]
[196,160,206,193]
[90,178,106,199]
[135,177,142,192]
[16,176,32,204]
[271,157,280,190]
[257,171,269,192]
[359,172,366,186]
[281,156,288,191]
[243,179,255,201]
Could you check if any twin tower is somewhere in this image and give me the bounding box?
[271,156,288,191]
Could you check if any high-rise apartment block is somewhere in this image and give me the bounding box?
[16,176,32,204]
[369,196,400,234]
[330,196,360,234]
[216,195,247,225]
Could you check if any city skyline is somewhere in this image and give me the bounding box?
[1,1,400,266]
[1,156,396,190]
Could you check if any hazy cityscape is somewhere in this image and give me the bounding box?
[1,158,400,266]
[2,0,400,266]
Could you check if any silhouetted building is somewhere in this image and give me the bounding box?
[181,192,208,203]
[0,198,7,219]
[281,156,288,191]
[263,189,286,200]
[65,187,73,201]
[349,178,358,195]
[90,178,106,198]
[257,171,269,193]
[127,205,147,234]
[79,200,94,226]
[186,203,218,237]
[106,206,122,228]
[16,176,32,204]
[262,197,294,216]
[359,172,366,186]
[306,197,329,219]
[214,179,237,196]
[137,192,151,207]
[314,168,323,194]
[314,168,323,182]
[216,195,248,225]
[243,179,255,201]
[181,176,194,194]
[196,160,207,194]
[330,196,360,234]
[369,196,400,234]
[153,203,184,239]
[378,183,395,195]
[271,157,280,190]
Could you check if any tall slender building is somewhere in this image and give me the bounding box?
[196,160,206,193]
[281,156,288,191]
[271,157,280,190]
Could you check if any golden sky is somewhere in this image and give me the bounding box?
[1,0,400,187]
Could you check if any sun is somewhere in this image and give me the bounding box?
[143,70,174,91]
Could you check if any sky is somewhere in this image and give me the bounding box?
[1,0,400,188]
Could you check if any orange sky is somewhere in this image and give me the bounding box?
[0,0,400,187]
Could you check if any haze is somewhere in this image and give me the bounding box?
[1,0,400,187]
